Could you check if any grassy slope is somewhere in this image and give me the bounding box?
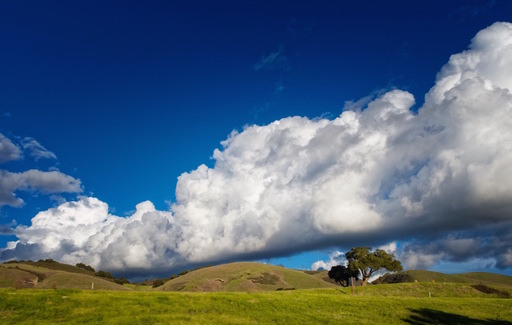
[36,272,130,290]
[159,262,336,292]
[377,270,512,287]
[0,263,128,291]
[0,288,511,324]
[0,266,38,289]
[20,261,96,276]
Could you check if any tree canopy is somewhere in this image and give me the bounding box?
[345,247,402,286]
[328,265,359,287]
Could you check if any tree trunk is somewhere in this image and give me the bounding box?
[362,277,369,286]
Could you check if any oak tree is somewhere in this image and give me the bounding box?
[346,247,402,286]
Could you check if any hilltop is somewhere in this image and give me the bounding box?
[158,262,336,292]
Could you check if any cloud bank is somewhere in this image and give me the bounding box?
[2,22,512,276]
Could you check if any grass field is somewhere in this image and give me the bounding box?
[0,287,511,324]
[1,261,511,323]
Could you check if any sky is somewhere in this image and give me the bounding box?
[1,0,512,279]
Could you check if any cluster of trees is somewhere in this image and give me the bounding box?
[76,263,95,272]
[328,247,402,286]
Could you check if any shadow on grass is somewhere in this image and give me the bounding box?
[404,308,512,325]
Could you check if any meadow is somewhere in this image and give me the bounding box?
[1,285,511,324]
[2,261,512,324]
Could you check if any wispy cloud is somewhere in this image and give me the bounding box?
[450,0,496,20]
[253,45,290,71]
[2,23,512,276]
[22,137,57,161]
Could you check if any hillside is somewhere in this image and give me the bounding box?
[159,262,337,292]
[374,270,512,287]
[0,261,128,290]
[3,259,512,293]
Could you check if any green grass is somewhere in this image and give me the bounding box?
[376,270,512,287]
[0,287,510,324]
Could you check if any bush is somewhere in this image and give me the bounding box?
[76,263,96,272]
[152,279,165,288]
[95,270,114,279]
[37,259,56,263]
[114,278,130,285]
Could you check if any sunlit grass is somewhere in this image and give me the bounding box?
[1,287,511,324]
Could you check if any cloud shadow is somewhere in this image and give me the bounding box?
[404,308,512,325]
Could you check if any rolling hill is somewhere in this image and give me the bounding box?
[0,261,128,290]
[158,262,337,292]
[373,270,512,287]
[2,260,512,294]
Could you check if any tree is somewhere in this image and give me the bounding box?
[152,279,165,288]
[328,265,359,287]
[346,247,402,286]
[95,270,114,279]
[76,263,96,272]
[114,278,130,285]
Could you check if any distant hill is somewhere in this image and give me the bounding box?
[3,260,512,293]
[373,270,512,287]
[0,261,128,290]
[302,270,337,284]
[158,262,337,292]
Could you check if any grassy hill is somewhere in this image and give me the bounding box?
[159,262,337,292]
[0,265,39,288]
[0,261,128,290]
[2,259,512,294]
[374,270,512,287]
[36,272,129,290]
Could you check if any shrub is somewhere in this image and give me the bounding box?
[114,278,130,285]
[152,279,165,288]
[95,270,114,279]
[76,263,96,272]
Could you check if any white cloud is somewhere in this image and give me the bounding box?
[2,22,512,276]
[0,134,22,164]
[311,251,346,271]
[0,170,82,207]
[22,137,57,161]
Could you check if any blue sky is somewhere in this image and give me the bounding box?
[1,1,512,278]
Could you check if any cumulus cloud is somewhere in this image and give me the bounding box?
[22,137,57,161]
[0,170,82,207]
[2,22,512,276]
[401,222,512,270]
[1,198,176,275]
[311,251,346,271]
[0,134,22,163]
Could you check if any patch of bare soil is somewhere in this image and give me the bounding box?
[249,272,280,285]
